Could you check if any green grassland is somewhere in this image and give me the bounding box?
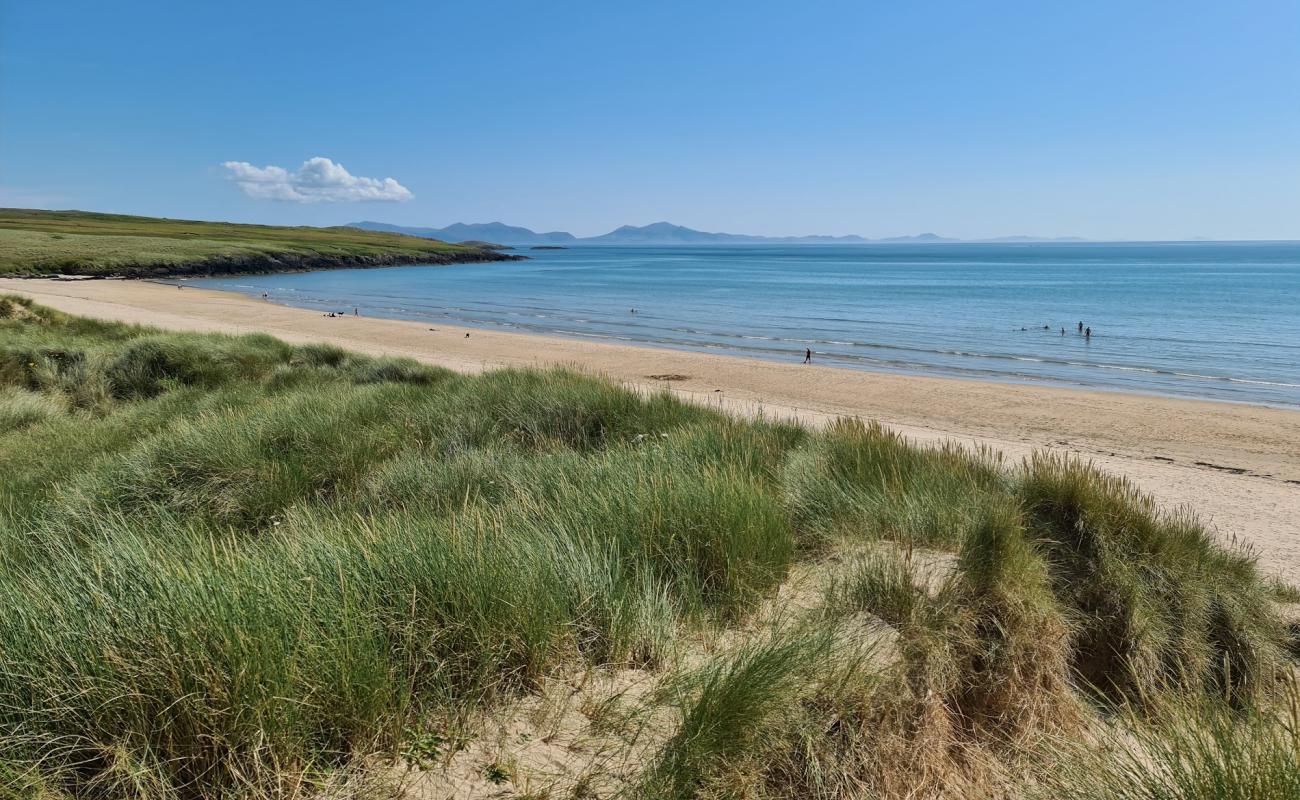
[0,209,515,278]
[0,293,1296,799]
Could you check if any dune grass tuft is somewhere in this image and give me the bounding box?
[785,418,1010,551]
[1019,453,1286,706]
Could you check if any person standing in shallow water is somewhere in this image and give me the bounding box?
[1085,327,1091,339]
[1078,321,1084,333]
[804,348,812,364]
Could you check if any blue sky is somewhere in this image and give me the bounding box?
[2,0,1298,239]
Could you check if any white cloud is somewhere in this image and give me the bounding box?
[221,157,413,203]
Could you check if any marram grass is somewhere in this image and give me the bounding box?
[0,294,1293,798]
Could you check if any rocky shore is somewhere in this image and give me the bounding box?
[7,247,525,280]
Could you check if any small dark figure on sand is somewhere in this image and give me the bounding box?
[465,333,470,338]
[353,307,358,316]
[803,348,812,364]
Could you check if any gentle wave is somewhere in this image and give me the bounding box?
[312,297,1300,396]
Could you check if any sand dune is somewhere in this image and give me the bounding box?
[4,277,1297,582]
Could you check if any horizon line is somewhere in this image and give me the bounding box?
[10,207,1300,245]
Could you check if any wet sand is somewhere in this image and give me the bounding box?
[4,277,1298,582]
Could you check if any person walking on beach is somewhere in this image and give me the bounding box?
[804,348,812,364]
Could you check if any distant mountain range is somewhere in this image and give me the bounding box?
[349,220,1084,246]
[353,221,577,245]
[582,222,883,244]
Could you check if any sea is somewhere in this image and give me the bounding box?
[193,242,1300,409]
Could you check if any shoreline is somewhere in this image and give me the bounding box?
[184,250,1300,412]
[200,290,1296,414]
[3,276,1298,581]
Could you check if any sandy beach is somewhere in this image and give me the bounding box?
[4,276,1298,582]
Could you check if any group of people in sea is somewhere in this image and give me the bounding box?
[804,319,1097,365]
[1020,320,1092,338]
[269,295,1097,367]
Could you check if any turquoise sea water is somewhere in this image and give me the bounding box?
[195,243,1300,408]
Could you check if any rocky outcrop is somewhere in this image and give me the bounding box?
[19,248,525,280]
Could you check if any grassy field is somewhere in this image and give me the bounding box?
[0,293,1296,799]
[0,209,514,278]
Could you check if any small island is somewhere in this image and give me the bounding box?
[0,208,524,279]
